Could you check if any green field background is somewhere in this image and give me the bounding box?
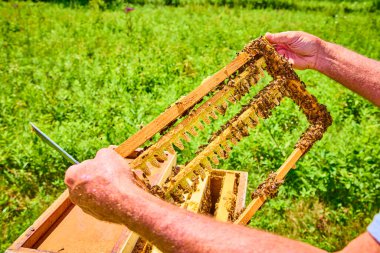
[1,0,379,251]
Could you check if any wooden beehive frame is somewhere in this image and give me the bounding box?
[8,37,332,253]
[115,37,332,225]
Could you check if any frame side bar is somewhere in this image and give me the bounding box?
[234,148,303,225]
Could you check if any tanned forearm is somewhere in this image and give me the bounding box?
[337,232,380,253]
[316,41,380,106]
[119,186,326,253]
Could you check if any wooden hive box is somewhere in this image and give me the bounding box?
[7,152,248,253]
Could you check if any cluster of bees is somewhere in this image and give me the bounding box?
[286,80,332,152]
[251,171,284,200]
[129,37,332,226]
[245,38,332,152]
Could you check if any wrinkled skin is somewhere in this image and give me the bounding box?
[65,148,136,224]
[265,31,322,70]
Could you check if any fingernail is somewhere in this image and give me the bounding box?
[65,177,75,188]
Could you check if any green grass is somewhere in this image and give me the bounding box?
[1,1,379,252]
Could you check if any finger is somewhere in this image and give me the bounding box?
[274,44,289,53]
[67,187,83,206]
[277,48,288,58]
[278,49,295,65]
[108,145,118,149]
[67,190,78,205]
[96,147,111,158]
[80,206,103,220]
[65,164,81,188]
[64,160,92,188]
[96,146,122,159]
[287,57,295,66]
[265,32,274,42]
[265,31,298,45]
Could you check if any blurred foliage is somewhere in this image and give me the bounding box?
[37,0,380,12]
[1,1,379,252]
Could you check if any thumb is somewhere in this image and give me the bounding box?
[265,32,275,42]
[65,164,79,188]
[265,32,297,45]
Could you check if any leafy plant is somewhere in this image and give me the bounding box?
[0,1,379,251]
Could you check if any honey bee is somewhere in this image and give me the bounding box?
[173,138,184,150]
[216,104,227,115]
